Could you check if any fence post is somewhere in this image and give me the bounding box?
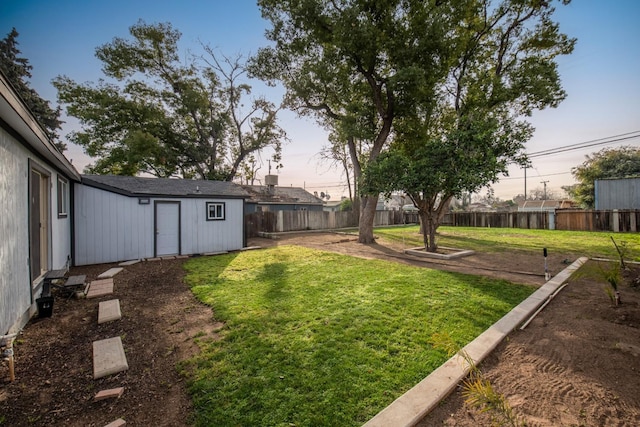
[613,210,619,233]
[277,210,284,232]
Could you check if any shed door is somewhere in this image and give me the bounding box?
[155,202,180,257]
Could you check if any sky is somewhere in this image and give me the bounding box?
[2,0,639,201]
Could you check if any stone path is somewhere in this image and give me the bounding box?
[98,299,122,324]
[90,267,129,426]
[86,278,114,299]
[93,337,128,379]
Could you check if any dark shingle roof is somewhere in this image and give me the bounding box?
[81,175,248,198]
[242,185,323,205]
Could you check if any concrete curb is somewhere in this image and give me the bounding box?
[362,256,589,427]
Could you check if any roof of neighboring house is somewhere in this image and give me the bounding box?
[81,174,249,198]
[518,200,575,210]
[242,185,323,205]
[0,71,80,180]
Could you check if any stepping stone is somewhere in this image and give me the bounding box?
[86,278,114,299]
[94,387,125,402]
[98,267,124,279]
[104,419,126,427]
[119,259,140,266]
[93,336,128,379]
[98,299,122,324]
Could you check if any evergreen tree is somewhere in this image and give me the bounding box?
[0,28,65,152]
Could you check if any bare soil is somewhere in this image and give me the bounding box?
[1,231,639,426]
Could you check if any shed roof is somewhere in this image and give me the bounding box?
[81,174,249,198]
[242,185,323,205]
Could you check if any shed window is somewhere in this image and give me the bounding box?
[57,177,69,218]
[206,202,225,221]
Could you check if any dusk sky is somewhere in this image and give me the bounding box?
[2,0,639,200]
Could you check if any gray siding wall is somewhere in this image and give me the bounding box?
[74,184,244,265]
[595,178,640,210]
[1,128,72,334]
[1,127,30,334]
[74,184,153,266]
[181,198,244,255]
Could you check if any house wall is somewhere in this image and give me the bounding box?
[74,184,245,265]
[1,127,72,334]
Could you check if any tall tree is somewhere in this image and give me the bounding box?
[0,28,65,152]
[362,0,574,251]
[54,21,285,179]
[568,146,640,208]
[251,0,467,243]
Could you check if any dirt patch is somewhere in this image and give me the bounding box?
[0,259,215,427]
[1,231,639,426]
[419,262,640,427]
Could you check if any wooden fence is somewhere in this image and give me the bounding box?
[444,209,639,232]
[244,210,413,237]
[245,209,640,238]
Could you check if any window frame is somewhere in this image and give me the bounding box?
[206,201,226,221]
[57,176,69,218]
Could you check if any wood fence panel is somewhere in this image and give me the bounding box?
[244,211,278,237]
[246,209,639,239]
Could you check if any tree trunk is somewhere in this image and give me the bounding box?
[418,211,438,252]
[427,218,438,252]
[358,194,378,243]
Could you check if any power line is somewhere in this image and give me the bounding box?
[500,170,572,181]
[527,130,640,158]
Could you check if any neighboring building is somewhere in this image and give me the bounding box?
[595,177,640,210]
[242,176,324,214]
[74,175,248,265]
[1,71,81,335]
[323,199,343,212]
[518,200,576,212]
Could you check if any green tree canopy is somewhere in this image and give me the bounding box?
[251,0,467,243]
[363,0,574,251]
[568,146,640,208]
[54,21,285,180]
[0,28,65,152]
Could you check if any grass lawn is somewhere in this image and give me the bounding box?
[373,225,640,261]
[183,246,534,426]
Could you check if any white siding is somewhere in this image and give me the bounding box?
[51,172,72,269]
[1,127,30,334]
[1,128,73,334]
[181,198,244,254]
[74,184,154,266]
[74,184,245,265]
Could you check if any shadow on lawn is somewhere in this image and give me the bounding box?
[260,262,290,302]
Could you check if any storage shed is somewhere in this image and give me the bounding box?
[74,175,248,266]
[595,177,640,210]
[1,71,81,335]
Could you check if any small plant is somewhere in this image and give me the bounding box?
[601,263,622,306]
[610,236,629,270]
[430,332,522,427]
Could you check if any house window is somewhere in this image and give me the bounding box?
[206,202,225,221]
[57,177,69,218]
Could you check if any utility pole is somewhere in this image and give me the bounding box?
[540,180,549,200]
